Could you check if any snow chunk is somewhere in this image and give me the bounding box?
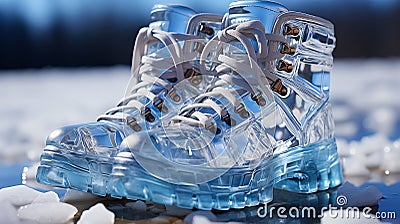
[342,156,369,176]
[192,216,216,224]
[364,107,397,135]
[189,215,242,224]
[0,201,19,224]
[345,134,391,156]
[77,203,114,224]
[18,202,77,224]
[0,185,41,206]
[358,134,391,155]
[336,138,350,157]
[381,141,400,173]
[32,191,60,203]
[365,151,383,168]
[335,122,358,138]
[184,211,218,224]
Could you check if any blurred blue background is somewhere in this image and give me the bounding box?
[1,0,400,69]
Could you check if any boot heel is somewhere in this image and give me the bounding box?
[273,138,343,193]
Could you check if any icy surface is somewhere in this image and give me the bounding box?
[320,211,382,224]
[77,203,115,224]
[337,182,382,207]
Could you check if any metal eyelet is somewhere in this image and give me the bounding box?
[184,69,196,79]
[153,97,168,113]
[184,69,203,86]
[198,23,214,36]
[283,24,300,36]
[271,79,288,97]
[204,122,217,134]
[234,103,249,118]
[126,116,141,131]
[193,42,205,53]
[277,60,293,73]
[167,88,181,102]
[251,90,266,106]
[141,107,155,123]
[221,112,236,126]
[280,43,296,55]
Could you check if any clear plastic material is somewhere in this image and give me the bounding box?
[37,1,343,211]
[37,6,224,193]
[37,137,341,209]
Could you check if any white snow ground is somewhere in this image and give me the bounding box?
[0,59,399,223]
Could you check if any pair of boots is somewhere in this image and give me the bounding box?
[37,1,342,210]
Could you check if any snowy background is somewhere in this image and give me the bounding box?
[1,0,400,223]
[0,59,399,223]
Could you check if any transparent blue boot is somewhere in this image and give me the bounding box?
[109,0,342,210]
[36,5,223,196]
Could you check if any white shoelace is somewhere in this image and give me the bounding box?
[97,27,202,123]
[173,20,287,128]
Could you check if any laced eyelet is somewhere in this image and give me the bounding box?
[221,112,236,126]
[153,97,168,113]
[204,122,217,133]
[283,24,300,36]
[141,107,155,122]
[194,42,205,53]
[280,43,296,55]
[277,60,293,73]
[198,23,214,36]
[271,79,288,97]
[184,69,203,86]
[234,103,249,118]
[251,90,266,106]
[167,88,181,102]
[126,116,141,131]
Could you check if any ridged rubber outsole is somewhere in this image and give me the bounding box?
[36,145,112,196]
[36,138,343,210]
[109,156,274,210]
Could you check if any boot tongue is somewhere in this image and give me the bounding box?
[189,1,288,124]
[223,1,288,60]
[143,5,197,93]
[146,5,197,56]
[149,4,197,33]
[227,0,288,33]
